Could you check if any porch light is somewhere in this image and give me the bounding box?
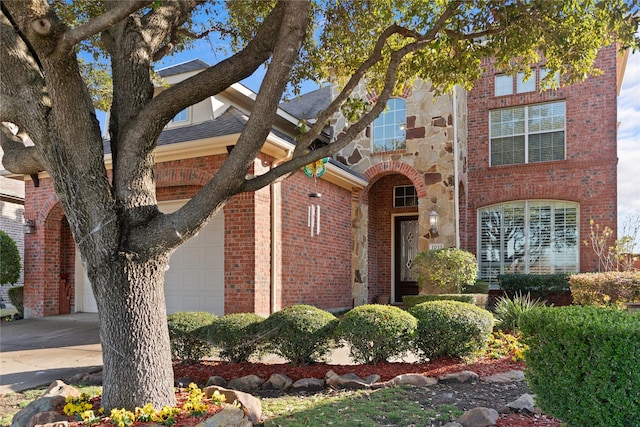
[429,210,438,234]
[24,219,36,234]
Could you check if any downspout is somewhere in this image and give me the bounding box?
[270,148,293,313]
[452,86,461,249]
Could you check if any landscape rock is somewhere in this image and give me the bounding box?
[195,405,252,427]
[291,378,325,392]
[456,407,499,427]
[325,370,371,390]
[203,386,262,425]
[28,410,68,427]
[506,393,536,413]
[12,380,80,427]
[175,376,195,387]
[480,370,525,383]
[261,374,293,391]
[390,373,438,387]
[227,375,264,392]
[442,423,463,427]
[205,376,228,388]
[439,370,479,384]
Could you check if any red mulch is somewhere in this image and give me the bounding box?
[59,356,561,427]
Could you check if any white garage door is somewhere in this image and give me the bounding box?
[75,200,225,315]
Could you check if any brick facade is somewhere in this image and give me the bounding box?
[461,46,619,273]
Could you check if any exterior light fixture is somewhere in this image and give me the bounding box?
[24,219,36,234]
[429,210,438,235]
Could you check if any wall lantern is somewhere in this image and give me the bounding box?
[24,219,36,234]
[429,210,438,235]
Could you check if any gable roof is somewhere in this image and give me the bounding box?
[279,87,331,121]
[157,59,210,77]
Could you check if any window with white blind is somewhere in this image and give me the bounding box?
[372,98,406,152]
[490,101,565,166]
[478,201,579,283]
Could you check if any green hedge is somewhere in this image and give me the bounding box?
[336,304,417,364]
[409,301,494,360]
[402,294,474,309]
[202,313,266,363]
[570,271,640,308]
[167,311,217,362]
[520,306,640,426]
[498,273,570,297]
[259,305,338,365]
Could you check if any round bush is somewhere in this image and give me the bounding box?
[202,313,266,363]
[167,311,217,362]
[336,304,417,364]
[260,305,338,365]
[412,248,478,293]
[0,230,21,286]
[409,301,494,360]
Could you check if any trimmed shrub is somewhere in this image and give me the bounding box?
[493,292,546,332]
[0,230,21,286]
[409,301,494,360]
[167,311,217,362]
[570,271,640,308]
[202,313,266,363]
[498,273,570,298]
[412,248,478,294]
[462,280,490,294]
[403,294,474,309]
[336,304,417,364]
[520,306,640,426]
[7,286,24,317]
[260,305,338,365]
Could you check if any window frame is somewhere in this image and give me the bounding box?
[170,108,189,124]
[489,101,566,167]
[393,185,418,208]
[372,98,407,153]
[477,200,580,284]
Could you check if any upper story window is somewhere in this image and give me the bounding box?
[478,200,579,284]
[495,68,560,97]
[490,101,565,166]
[394,185,418,207]
[170,108,188,124]
[372,98,406,152]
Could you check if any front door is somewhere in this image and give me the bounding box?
[394,215,419,303]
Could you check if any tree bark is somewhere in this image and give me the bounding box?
[93,254,177,410]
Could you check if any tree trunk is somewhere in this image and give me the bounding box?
[92,253,176,410]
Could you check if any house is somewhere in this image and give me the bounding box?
[7,44,628,317]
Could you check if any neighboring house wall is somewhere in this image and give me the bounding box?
[0,173,25,303]
[463,45,619,279]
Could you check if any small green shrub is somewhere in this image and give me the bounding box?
[0,230,21,286]
[167,311,217,362]
[412,248,478,293]
[336,304,417,364]
[7,286,24,317]
[498,273,570,298]
[521,306,640,427]
[202,313,266,363]
[402,294,474,309]
[570,271,640,308]
[493,292,546,332]
[409,301,494,360]
[260,305,338,365]
[461,280,490,294]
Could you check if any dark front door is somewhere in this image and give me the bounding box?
[394,215,419,303]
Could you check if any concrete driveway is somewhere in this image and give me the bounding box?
[0,313,102,394]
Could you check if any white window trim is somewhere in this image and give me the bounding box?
[372,98,407,153]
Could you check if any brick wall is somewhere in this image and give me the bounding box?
[367,174,418,302]
[280,171,353,311]
[462,46,619,273]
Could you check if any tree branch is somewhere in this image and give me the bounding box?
[0,124,45,174]
[55,1,153,56]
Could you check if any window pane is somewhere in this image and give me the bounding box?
[517,71,536,93]
[540,68,560,89]
[373,98,406,152]
[495,74,513,96]
[171,108,188,123]
[491,136,525,166]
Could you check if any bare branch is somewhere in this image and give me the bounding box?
[55,1,153,56]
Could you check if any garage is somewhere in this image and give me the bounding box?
[75,200,225,315]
